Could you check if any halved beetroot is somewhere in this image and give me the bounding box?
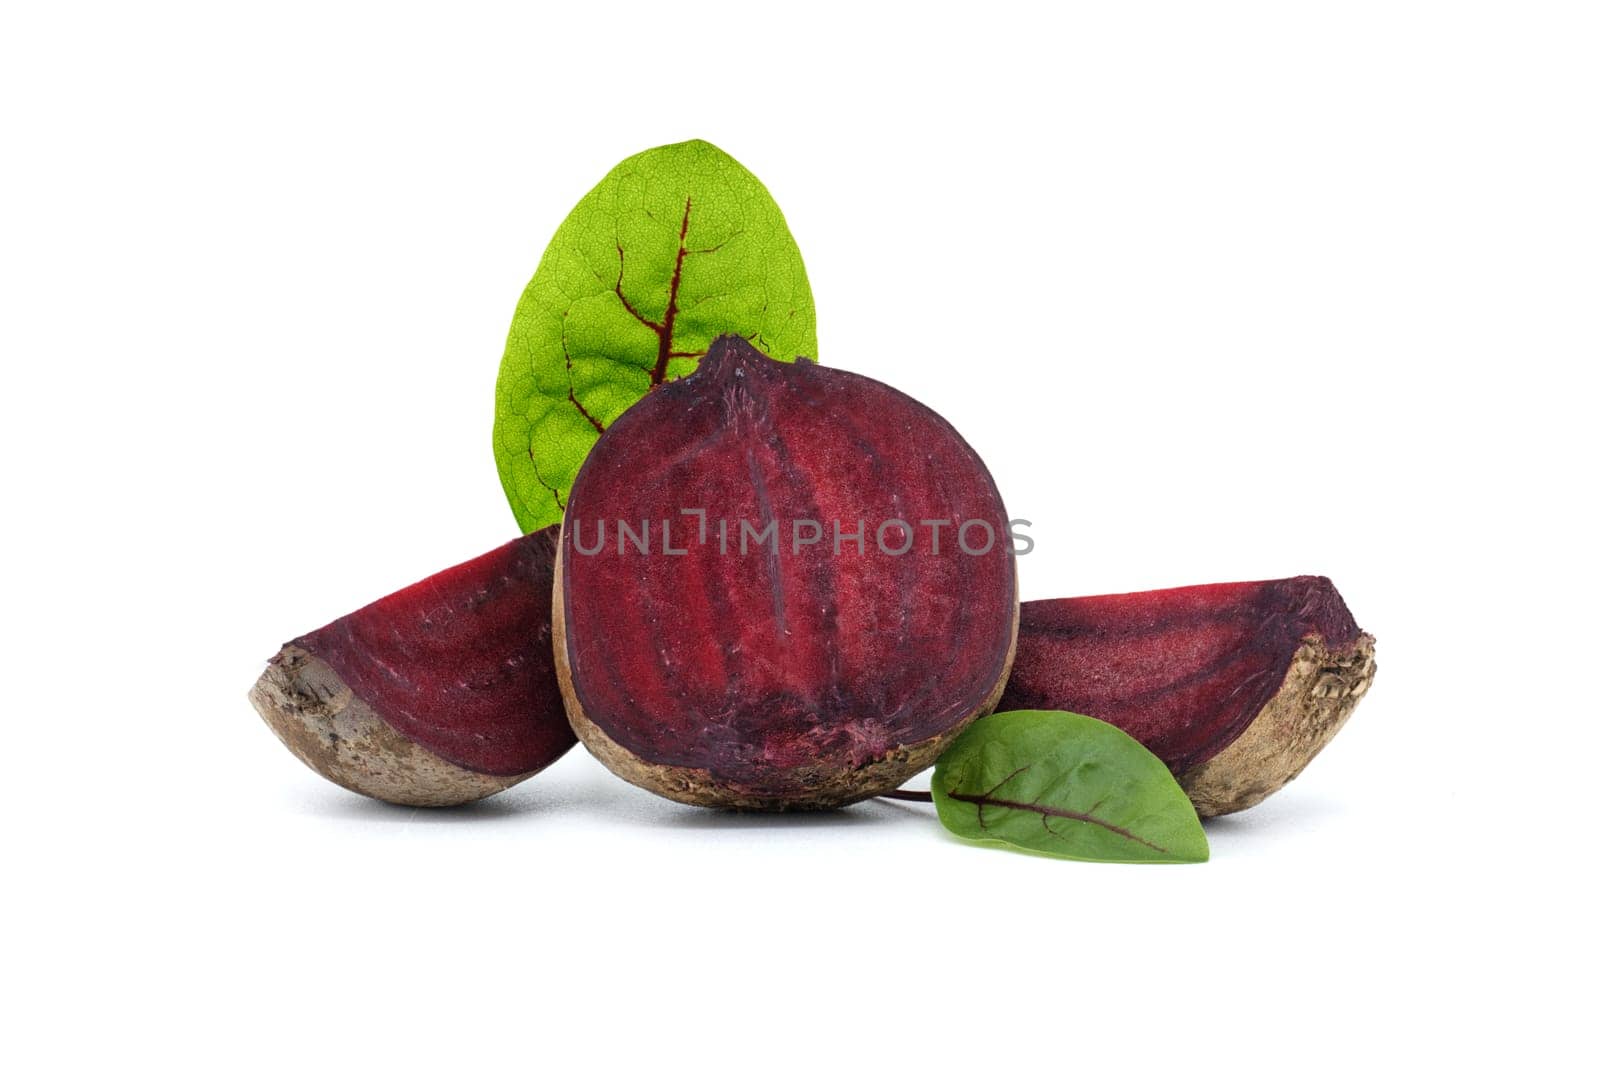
[556,334,1019,809]
[998,576,1375,816]
[250,527,576,806]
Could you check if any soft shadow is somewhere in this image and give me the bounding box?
[652,794,936,831]
[1201,789,1349,839]
[868,796,943,822]
[297,785,548,824]
[291,758,945,829]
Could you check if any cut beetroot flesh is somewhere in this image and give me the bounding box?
[998,577,1365,773]
[295,527,574,777]
[558,334,1018,805]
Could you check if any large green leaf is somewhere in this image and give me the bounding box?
[932,711,1209,863]
[494,139,817,532]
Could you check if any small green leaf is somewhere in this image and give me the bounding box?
[494,139,817,532]
[932,711,1209,863]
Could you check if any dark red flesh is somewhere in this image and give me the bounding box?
[998,577,1363,773]
[561,334,1016,795]
[296,527,575,777]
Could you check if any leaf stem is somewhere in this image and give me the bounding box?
[880,789,935,803]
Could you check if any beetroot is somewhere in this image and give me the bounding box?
[997,576,1375,816]
[555,334,1019,809]
[250,527,575,806]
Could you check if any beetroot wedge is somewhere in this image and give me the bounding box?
[250,527,575,806]
[998,576,1375,816]
[556,334,1019,810]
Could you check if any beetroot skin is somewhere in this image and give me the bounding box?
[250,527,576,806]
[556,335,1020,810]
[998,576,1375,816]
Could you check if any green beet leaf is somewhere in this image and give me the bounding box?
[932,711,1209,863]
[494,139,817,532]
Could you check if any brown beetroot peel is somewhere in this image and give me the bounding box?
[250,527,576,806]
[998,576,1375,816]
[557,334,1019,810]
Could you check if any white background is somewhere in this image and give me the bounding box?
[4,2,1595,1061]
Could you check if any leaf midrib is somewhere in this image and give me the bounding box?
[945,789,1169,854]
[612,196,698,392]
